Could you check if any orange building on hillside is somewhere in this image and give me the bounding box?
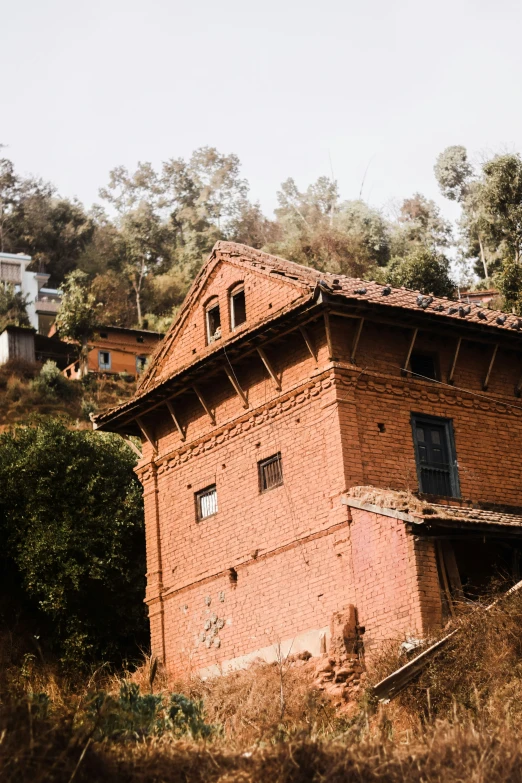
[63,326,163,379]
[93,243,522,679]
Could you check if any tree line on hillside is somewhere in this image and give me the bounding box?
[3,144,522,335]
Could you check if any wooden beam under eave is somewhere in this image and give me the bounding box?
[123,435,143,459]
[257,347,281,391]
[324,311,334,361]
[193,385,216,424]
[165,399,185,441]
[224,365,249,409]
[299,325,318,363]
[401,327,418,376]
[482,343,499,391]
[350,317,364,364]
[448,336,462,385]
[136,416,157,453]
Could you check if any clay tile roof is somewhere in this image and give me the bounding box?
[217,242,521,335]
[426,505,522,529]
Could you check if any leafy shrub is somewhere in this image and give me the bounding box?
[88,683,214,740]
[0,418,147,666]
[31,360,74,399]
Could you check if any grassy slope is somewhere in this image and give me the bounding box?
[2,587,522,782]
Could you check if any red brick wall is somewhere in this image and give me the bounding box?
[135,305,522,674]
[153,259,310,386]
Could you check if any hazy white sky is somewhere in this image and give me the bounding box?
[2,0,521,223]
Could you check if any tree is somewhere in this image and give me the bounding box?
[0,419,146,665]
[386,247,456,298]
[120,203,173,327]
[479,154,522,265]
[0,282,30,331]
[498,259,522,315]
[55,270,100,375]
[267,176,390,276]
[392,193,452,253]
[91,271,136,327]
[434,146,491,279]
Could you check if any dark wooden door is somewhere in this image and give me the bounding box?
[415,421,452,496]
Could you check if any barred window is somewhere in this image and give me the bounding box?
[196,485,218,520]
[258,453,283,492]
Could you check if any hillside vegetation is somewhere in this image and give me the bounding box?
[1,584,522,782]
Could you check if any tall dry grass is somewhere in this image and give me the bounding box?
[3,586,522,781]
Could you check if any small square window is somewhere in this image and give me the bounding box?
[231,287,246,329]
[258,453,283,492]
[195,485,218,520]
[99,350,111,370]
[410,353,438,381]
[136,355,147,374]
[206,303,221,343]
[99,332,108,339]
[137,335,144,343]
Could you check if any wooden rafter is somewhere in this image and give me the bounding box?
[448,336,462,385]
[193,385,216,424]
[482,343,498,391]
[123,435,143,459]
[350,317,364,364]
[136,416,157,453]
[401,327,418,375]
[299,325,317,363]
[324,311,334,360]
[165,399,185,441]
[224,365,249,408]
[257,347,281,391]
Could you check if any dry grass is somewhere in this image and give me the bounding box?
[3,587,522,780]
[0,360,137,428]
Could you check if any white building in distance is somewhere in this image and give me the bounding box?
[0,251,61,335]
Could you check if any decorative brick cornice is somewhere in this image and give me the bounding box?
[136,371,335,483]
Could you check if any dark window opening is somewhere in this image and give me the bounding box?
[99,332,108,339]
[410,353,438,380]
[137,335,144,343]
[231,287,246,329]
[206,303,221,342]
[411,414,459,498]
[98,351,111,370]
[136,355,147,374]
[195,484,218,520]
[436,536,522,621]
[258,453,283,492]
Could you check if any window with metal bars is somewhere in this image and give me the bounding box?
[195,485,218,520]
[258,453,283,492]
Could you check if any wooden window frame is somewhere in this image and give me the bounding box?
[258,452,284,493]
[230,285,246,330]
[410,413,460,499]
[195,484,218,521]
[205,299,221,344]
[98,350,111,370]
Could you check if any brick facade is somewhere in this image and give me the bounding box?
[94,243,522,676]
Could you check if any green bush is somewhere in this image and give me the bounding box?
[88,683,215,740]
[0,418,147,666]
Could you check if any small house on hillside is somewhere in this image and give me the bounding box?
[63,325,163,379]
[93,242,522,678]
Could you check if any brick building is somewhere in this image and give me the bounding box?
[93,242,522,677]
[62,325,163,379]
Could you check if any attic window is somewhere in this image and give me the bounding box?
[206,300,221,343]
[99,332,108,339]
[137,335,144,343]
[230,286,246,329]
